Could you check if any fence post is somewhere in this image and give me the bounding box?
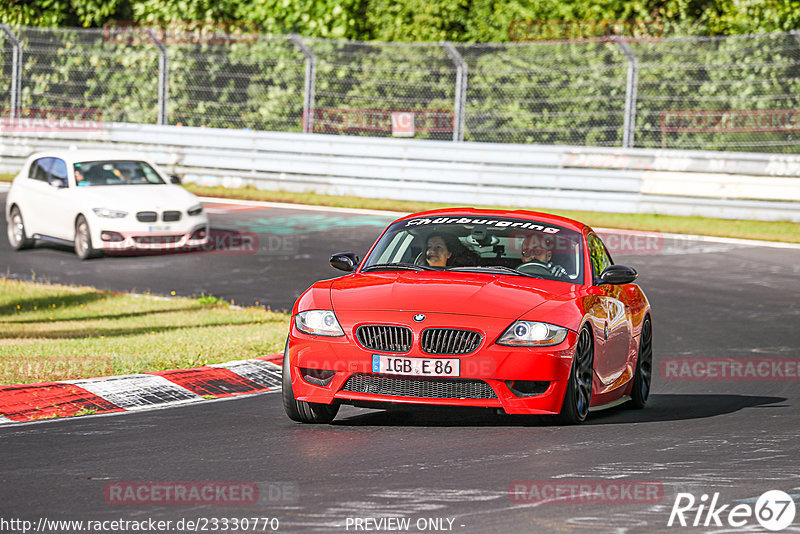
[616,39,639,148]
[145,30,169,126]
[0,24,22,122]
[441,41,467,142]
[289,34,316,134]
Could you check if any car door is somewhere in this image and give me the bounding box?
[17,158,64,238]
[587,233,632,385]
[27,157,74,240]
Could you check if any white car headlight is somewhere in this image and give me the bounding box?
[93,208,128,219]
[187,204,203,216]
[497,321,568,347]
[295,310,344,337]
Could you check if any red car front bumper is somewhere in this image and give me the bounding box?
[287,313,578,415]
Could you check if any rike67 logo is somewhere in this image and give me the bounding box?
[668,490,796,531]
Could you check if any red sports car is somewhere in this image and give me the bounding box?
[283,208,652,424]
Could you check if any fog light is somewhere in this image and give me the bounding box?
[505,380,550,397]
[101,231,124,242]
[300,368,336,387]
[190,227,208,240]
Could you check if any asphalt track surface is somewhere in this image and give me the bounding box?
[2,190,800,533]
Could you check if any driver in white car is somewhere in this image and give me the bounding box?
[520,239,568,278]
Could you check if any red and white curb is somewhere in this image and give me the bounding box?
[0,354,283,424]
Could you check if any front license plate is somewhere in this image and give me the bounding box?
[372,355,460,377]
[147,225,172,232]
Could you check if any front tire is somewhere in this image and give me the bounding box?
[557,326,594,424]
[282,340,339,424]
[7,206,34,250]
[628,317,652,409]
[74,215,98,260]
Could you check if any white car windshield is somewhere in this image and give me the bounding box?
[362,215,584,283]
[74,160,165,187]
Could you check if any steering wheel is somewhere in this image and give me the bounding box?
[517,262,554,276]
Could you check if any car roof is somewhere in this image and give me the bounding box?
[393,207,589,233]
[26,149,152,165]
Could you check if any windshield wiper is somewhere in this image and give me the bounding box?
[448,265,535,277]
[361,262,435,272]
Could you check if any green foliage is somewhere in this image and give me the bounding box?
[2,0,799,39]
[2,0,799,152]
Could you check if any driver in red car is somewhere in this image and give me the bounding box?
[424,234,452,267]
[520,238,568,278]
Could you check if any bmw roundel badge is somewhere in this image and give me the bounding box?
[413,314,426,322]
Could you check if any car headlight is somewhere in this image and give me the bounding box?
[497,321,568,347]
[187,204,203,216]
[295,310,344,337]
[92,208,128,219]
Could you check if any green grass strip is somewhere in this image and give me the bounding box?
[0,278,289,385]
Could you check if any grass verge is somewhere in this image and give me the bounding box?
[0,278,289,385]
[185,184,800,244]
[3,173,798,243]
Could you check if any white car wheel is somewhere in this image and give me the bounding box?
[74,215,97,260]
[8,207,34,250]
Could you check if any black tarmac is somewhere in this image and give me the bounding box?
[2,193,800,533]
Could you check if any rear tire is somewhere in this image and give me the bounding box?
[74,215,98,260]
[557,326,594,424]
[282,340,339,424]
[628,317,652,409]
[7,206,34,250]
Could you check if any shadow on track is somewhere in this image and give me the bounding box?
[329,393,786,427]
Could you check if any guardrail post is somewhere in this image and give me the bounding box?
[441,42,467,142]
[616,39,639,149]
[1,24,23,122]
[145,30,169,125]
[289,34,316,134]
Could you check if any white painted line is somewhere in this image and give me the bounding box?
[0,415,14,425]
[199,196,800,250]
[210,359,282,389]
[0,182,10,192]
[68,374,203,411]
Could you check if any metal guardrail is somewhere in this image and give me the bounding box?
[1,123,799,221]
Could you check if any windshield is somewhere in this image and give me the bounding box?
[362,215,584,283]
[74,160,165,186]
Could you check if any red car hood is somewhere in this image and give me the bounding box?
[329,272,569,319]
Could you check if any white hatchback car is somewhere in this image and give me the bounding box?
[5,150,209,259]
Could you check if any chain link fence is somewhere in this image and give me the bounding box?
[2,24,800,152]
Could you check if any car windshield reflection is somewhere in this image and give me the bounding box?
[74,160,166,187]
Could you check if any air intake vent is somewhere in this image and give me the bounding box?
[136,211,157,223]
[356,325,412,353]
[342,374,496,399]
[133,235,182,244]
[421,328,482,355]
[163,210,181,222]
